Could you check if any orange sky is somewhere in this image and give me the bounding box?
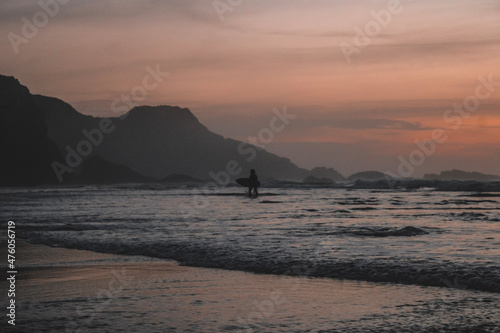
[1,0,499,177]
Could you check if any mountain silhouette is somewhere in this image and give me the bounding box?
[0,75,63,185]
[309,167,345,181]
[2,74,499,186]
[41,100,311,181]
[161,174,202,183]
[424,169,500,181]
[302,175,334,184]
[77,156,155,184]
[1,74,318,185]
[347,171,388,181]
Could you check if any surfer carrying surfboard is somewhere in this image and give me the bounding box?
[235,170,261,197]
[248,169,259,198]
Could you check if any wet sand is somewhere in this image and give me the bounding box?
[1,240,498,332]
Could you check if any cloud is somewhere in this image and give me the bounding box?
[0,0,215,25]
[345,39,500,64]
[301,118,430,131]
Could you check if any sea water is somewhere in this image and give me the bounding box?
[1,184,499,331]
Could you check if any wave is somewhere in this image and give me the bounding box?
[210,192,282,197]
[435,199,498,205]
[336,197,380,205]
[285,225,435,237]
[22,234,500,294]
[448,212,499,222]
[342,226,429,237]
[261,179,500,192]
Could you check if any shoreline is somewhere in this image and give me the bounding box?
[1,240,499,332]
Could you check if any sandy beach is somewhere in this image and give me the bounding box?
[0,239,498,332]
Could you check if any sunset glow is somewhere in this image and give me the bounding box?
[1,0,499,176]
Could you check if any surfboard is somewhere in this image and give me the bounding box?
[236,178,260,188]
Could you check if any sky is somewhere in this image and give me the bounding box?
[1,0,499,177]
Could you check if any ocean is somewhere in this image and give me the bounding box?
[1,183,500,332]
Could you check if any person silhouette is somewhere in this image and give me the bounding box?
[249,169,259,198]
